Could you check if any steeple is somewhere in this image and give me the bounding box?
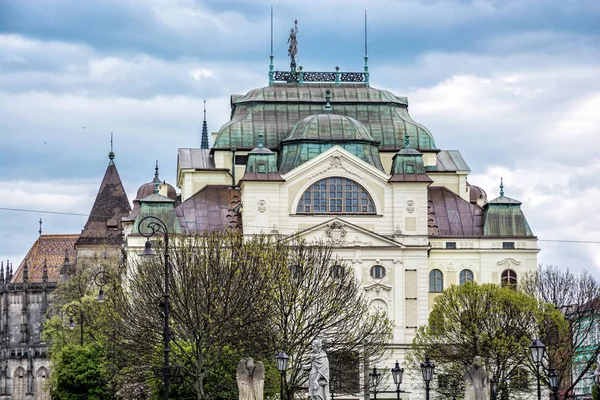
[75,145,132,248]
[201,100,209,149]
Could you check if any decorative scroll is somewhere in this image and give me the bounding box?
[303,72,336,82]
[273,70,366,83]
[340,72,365,82]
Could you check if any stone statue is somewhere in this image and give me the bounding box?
[464,357,489,400]
[288,20,298,70]
[236,357,264,400]
[303,339,330,400]
[593,354,600,389]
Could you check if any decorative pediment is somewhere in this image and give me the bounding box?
[497,258,521,268]
[365,283,393,302]
[291,218,403,248]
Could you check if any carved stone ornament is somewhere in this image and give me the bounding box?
[430,241,444,249]
[492,242,501,249]
[516,241,526,249]
[458,241,474,249]
[325,221,346,245]
[497,258,521,268]
[406,200,415,213]
[330,155,342,169]
[257,199,266,213]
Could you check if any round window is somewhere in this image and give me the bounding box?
[370,265,386,279]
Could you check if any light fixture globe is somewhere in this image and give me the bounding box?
[369,366,381,388]
[391,360,404,385]
[276,351,289,372]
[139,239,157,259]
[421,356,435,383]
[529,339,546,364]
[68,317,75,330]
[96,288,106,303]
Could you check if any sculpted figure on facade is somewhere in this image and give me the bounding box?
[236,357,264,400]
[464,357,489,400]
[304,339,330,400]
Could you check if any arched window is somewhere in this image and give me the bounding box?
[13,367,26,399]
[297,177,375,214]
[459,269,474,285]
[370,265,386,279]
[35,367,50,400]
[501,269,518,288]
[429,269,443,292]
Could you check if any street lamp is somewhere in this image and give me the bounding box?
[276,351,289,400]
[490,375,498,400]
[548,368,559,400]
[65,304,84,346]
[94,270,108,302]
[421,356,435,400]
[138,216,171,400]
[529,339,546,400]
[369,366,381,400]
[390,360,404,400]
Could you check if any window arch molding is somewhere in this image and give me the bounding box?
[294,175,379,215]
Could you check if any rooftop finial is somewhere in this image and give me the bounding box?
[154,161,160,194]
[500,177,504,197]
[364,10,370,87]
[269,6,275,85]
[201,100,209,149]
[38,218,42,237]
[404,132,410,148]
[258,133,264,149]
[108,132,115,163]
[288,19,298,72]
[154,160,159,180]
[325,89,332,114]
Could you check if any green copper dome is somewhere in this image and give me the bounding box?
[278,113,384,173]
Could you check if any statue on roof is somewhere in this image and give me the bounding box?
[288,20,298,71]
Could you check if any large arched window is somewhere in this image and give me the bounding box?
[501,269,518,288]
[429,269,443,292]
[459,269,474,285]
[297,177,375,214]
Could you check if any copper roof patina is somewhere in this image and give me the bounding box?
[214,83,436,151]
[428,187,484,237]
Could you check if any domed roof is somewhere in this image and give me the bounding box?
[469,184,487,204]
[283,114,378,144]
[135,162,177,201]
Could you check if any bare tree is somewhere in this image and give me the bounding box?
[521,265,600,399]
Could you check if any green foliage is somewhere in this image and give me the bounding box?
[50,344,109,400]
[410,282,568,399]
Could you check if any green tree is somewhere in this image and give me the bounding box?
[50,344,110,400]
[410,282,568,400]
[521,265,600,399]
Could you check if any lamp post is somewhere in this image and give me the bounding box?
[138,216,171,400]
[369,366,381,400]
[548,368,559,400]
[529,339,546,400]
[490,375,498,400]
[420,356,435,400]
[276,351,289,400]
[390,360,404,400]
[65,304,84,346]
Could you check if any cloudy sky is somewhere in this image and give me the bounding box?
[1,0,599,276]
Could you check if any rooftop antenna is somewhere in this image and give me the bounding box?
[364,10,370,87]
[109,132,115,164]
[269,6,274,85]
[39,218,42,236]
[200,100,209,149]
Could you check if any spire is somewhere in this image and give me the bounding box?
[500,177,504,197]
[8,263,12,282]
[324,89,332,114]
[201,100,209,149]
[154,160,160,194]
[23,262,28,284]
[269,6,275,85]
[108,132,115,165]
[364,10,370,87]
[42,259,48,283]
[404,132,410,148]
[0,262,4,285]
[38,218,42,237]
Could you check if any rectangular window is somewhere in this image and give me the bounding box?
[235,155,248,165]
[502,242,515,249]
[446,242,457,249]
